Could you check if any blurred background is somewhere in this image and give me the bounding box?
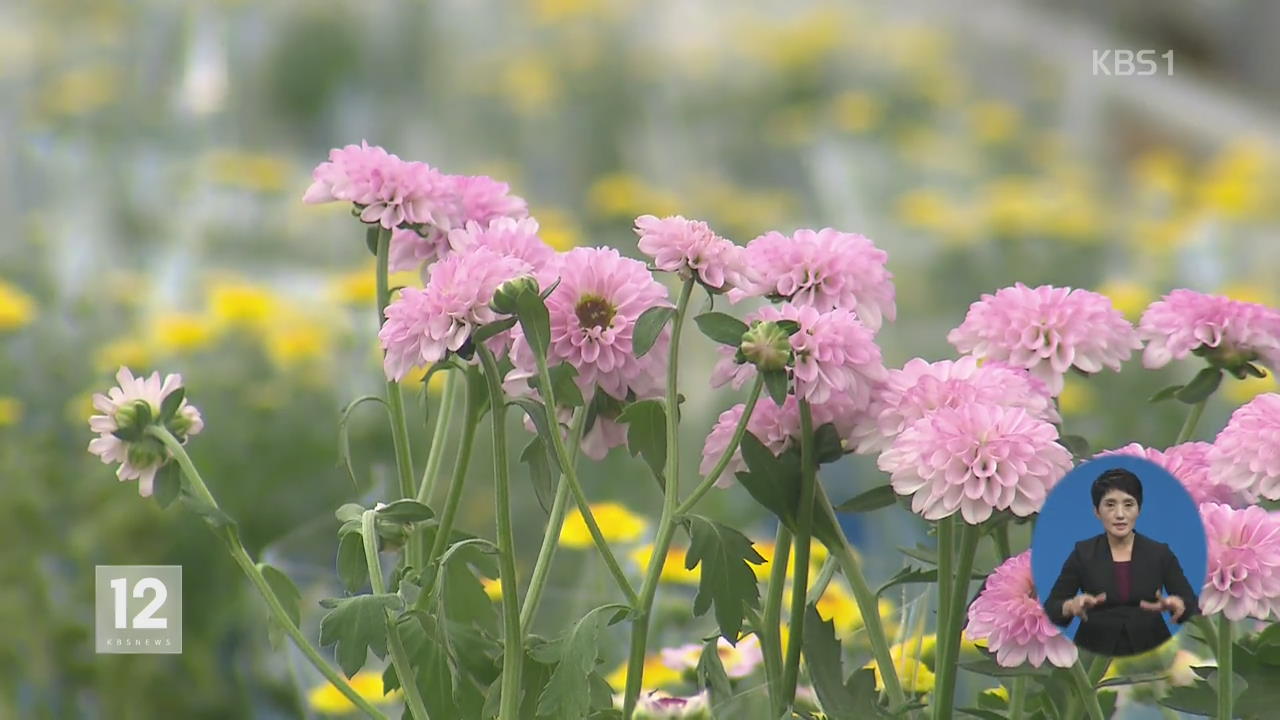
[2,0,1278,718]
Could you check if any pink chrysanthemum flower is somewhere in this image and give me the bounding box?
[1138,290,1280,370]
[303,142,446,229]
[711,304,886,408]
[1199,502,1280,621]
[700,394,860,487]
[947,283,1141,395]
[634,214,743,291]
[1097,442,1248,507]
[730,228,896,331]
[508,247,670,401]
[850,356,1060,455]
[379,247,531,381]
[1208,393,1280,502]
[388,175,529,273]
[88,367,204,497]
[966,551,1078,668]
[630,690,710,719]
[447,217,555,275]
[879,403,1073,523]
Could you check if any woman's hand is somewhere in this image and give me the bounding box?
[1139,592,1186,621]
[1062,592,1107,621]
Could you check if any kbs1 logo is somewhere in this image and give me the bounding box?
[1093,50,1174,76]
[96,566,182,653]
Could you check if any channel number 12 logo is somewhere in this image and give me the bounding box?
[96,566,182,654]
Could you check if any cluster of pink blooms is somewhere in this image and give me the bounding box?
[965,551,1078,668]
[303,141,449,230]
[947,283,1141,395]
[700,394,860,483]
[1209,393,1280,503]
[634,215,745,291]
[88,368,204,497]
[1198,502,1280,621]
[1097,442,1249,507]
[1138,289,1280,370]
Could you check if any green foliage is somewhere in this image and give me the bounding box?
[695,312,749,346]
[835,484,898,514]
[317,593,403,677]
[735,432,843,549]
[802,606,881,720]
[682,515,765,641]
[258,563,302,650]
[535,604,627,719]
[617,399,667,478]
[633,306,675,357]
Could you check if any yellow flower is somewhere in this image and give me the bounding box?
[981,685,1010,703]
[1225,372,1277,404]
[587,174,680,219]
[482,577,503,602]
[1195,138,1273,219]
[865,642,935,693]
[969,101,1021,144]
[1217,283,1277,307]
[560,502,648,548]
[1132,149,1187,199]
[265,317,331,370]
[151,313,215,354]
[606,653,684,691]
[534,207,581,252]
[735,8,848,74]
[0,281,36,331]
[208,280,277,332]
[815,581,896,638]
[1096,279,1154,320]
[94,338,151,374]
[203,149,292,193]
[831,91,882,134]
[500,54,561,116]
[751,539,833,582]
[37,65,119,118]
[630,544,700,585]
[0,397,22,427]
[1057,377,1096,417]
[307,670,399,715]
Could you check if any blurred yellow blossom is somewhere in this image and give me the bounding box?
[865,633,936,693]
[752,539,833,582]
[94,338,151,374]
[307,670,399,715]
[37,65,119,118]
[968,101,1020,144]
[0,281,36,331]
[0,397,22,427]
[151,313,215,354]
[831,91,882,134]
[482,577,503,601]
[1132,149,1187,199]
[1225,371,1277,404]
[208,280,277,332]
[1096,279,1154,320]
[1217,283,1276,307]
[204,149,292,193]
[606,653,684,691]
[981,685,1010,703]
[735,8,849,74]
[1195,139,1273,219]
[501,54,561,116]
[815,580,896,638]
[587,173,681,219]
[560,502,648,548]
[265,315,332,370]
[1057,377,1096,416]
[630,544,699,585]
[534,207,582,252]
[330,268,378,306]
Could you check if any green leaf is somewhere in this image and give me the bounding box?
[260,563,302,650]
[1176,367,1223,404]
[775,319,801,336]
[473,316,518,344]
[683,516,764,641]
[802,605,880,720]
[516,288,552,358]
[1059,434,1091,458]
[735,435,844,551]
[536,604,627,719]
[813,422,843,464]
[875,566,938,598]
[1149,384,1184,403]
[531,362,584,408]
[153,463,181,509]
[617,399,667,478]
[336,395,389,490]
[1095,671,1169,689]
[694,312,749,346]
[384,611,458,716]
[337,531,369,593]
[335,503,366,524]
[835,485,898,514]
[897,544,938,566]
[696,636,732,709]
[317,593,403,677]
[159,387,185,421]
[180,491,237,529]
[633,306,674,358]
[960,657,1053,678]
[376,499,435,523]
[763,369,790,405]
[521,436,558,515]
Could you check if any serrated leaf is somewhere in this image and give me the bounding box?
[617,399,667,478]
[536,604,627,718]
[159,387,185,422]
[376,499,435,523]
[696,637,732,708]
[1149,384,1184,403]
[521,437,558,515]
[802,605,879,720]
[318,593,403,677]
[1176,367,1223,404]
[634,306,674,358]
[763,369,790,405]
[516,288,552,358]
[153,463,181,509]
[683,516,764,641]
[260,563,302,650]
[337,530,369,593]
[835,485,898,514]
[694,312,749,346]
[473,316,518,344]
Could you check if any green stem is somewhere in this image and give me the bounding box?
[375,226,417,539]
[1008,676,1027,720]
[623,277,696,719]
[417,368,459,504]
[1175,398,1208,445]
[424,371,480,566]
[816,485,906,710]
[934,516,955,711]
[149,427,389,720]
[362,511,431,720]
[995,523,1013,561]
[531,341,637,607]
[674,374,765,517]
[477,345,524,720]
[780,399,818,714]
[934,521,980,720]
[1087,654,1112,687]
[1068,659,1106,720]
[519,407,586,631]
[805,556,838,605]
[1217,615,1233,720]
[761,526,792,715]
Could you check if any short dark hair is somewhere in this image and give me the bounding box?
[1092,468,1143,509]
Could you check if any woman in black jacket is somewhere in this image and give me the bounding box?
[1044,468,1200,656]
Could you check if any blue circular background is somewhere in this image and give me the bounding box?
[1031,455,1208,641]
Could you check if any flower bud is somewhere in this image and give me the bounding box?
[739,320,793,372]
[490,275,539,314]
[125,436,166,472]
[113,400,154,437]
